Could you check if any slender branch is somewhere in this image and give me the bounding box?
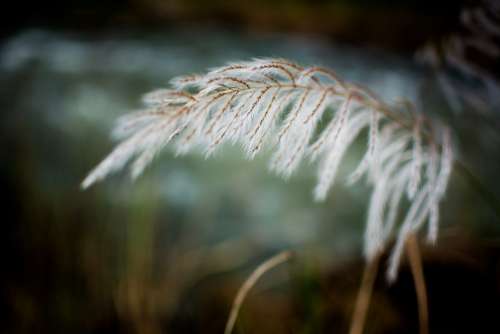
[224,250,293,334]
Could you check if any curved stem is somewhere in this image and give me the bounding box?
[224,250,293,334]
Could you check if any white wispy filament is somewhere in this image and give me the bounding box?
[82,59,454,280]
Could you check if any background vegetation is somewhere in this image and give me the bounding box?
[2,1,499,333]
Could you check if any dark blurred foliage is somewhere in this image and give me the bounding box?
[4,0,468,51]
[2,1,500,334]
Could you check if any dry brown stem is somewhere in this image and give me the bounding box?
[406,234,429,334]
[349,254,380,334]
[224,250,293,334]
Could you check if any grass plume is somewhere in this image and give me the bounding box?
[82,58,454,279]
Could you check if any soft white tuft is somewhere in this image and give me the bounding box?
[82,59,455,280]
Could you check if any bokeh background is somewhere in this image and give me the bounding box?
[2,1,500,333]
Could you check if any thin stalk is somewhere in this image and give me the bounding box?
[349,254,381,334]
[406,234,429,334]
[224,250,293,334]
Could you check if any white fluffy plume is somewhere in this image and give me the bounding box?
[82,58,454,280]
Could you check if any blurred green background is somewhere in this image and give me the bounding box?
[2,1,500,333]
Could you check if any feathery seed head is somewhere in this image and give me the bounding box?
[82,59,454,280]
